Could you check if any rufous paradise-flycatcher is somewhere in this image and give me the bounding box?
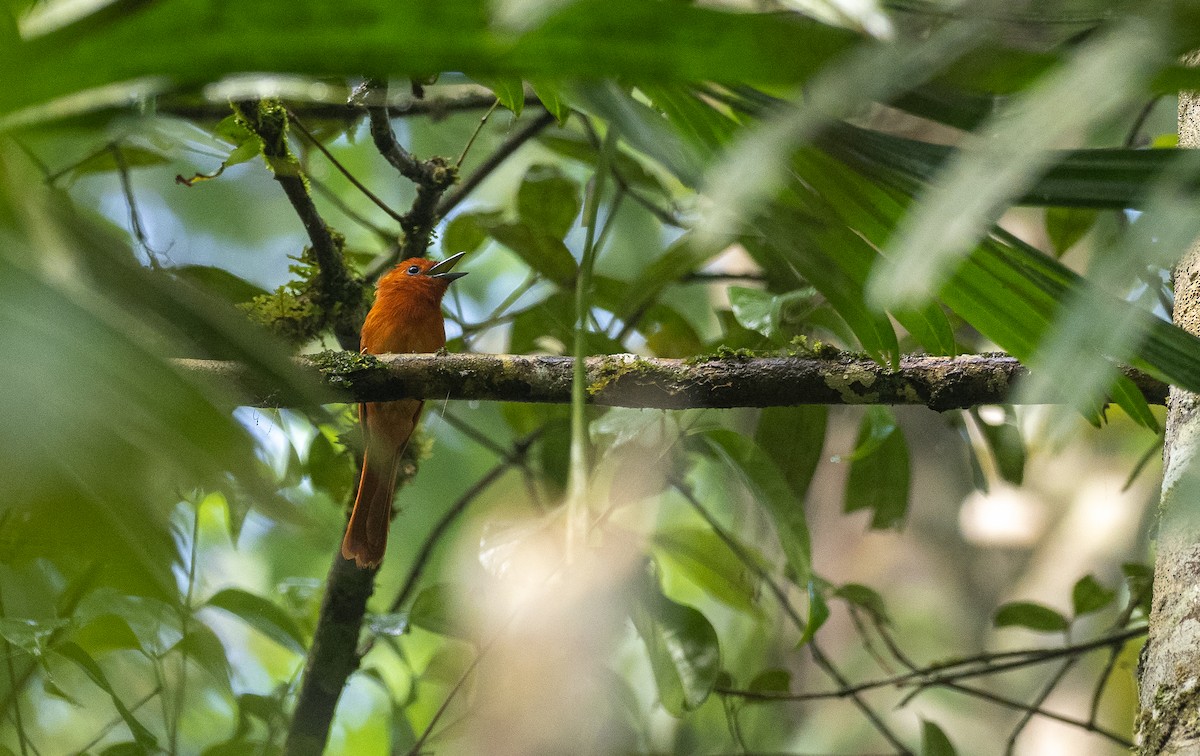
[341,252,467,569]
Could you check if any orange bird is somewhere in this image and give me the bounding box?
[341,252,467,569]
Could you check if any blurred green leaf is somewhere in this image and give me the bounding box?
[834,583,892,627]
[1072,575,1117,617]
[0,617,68,656]
[921,719,959,756]
[1122,562,1154,617]
[727,287,777,339]
[488,222,578,286]
[993,601,1070,633]
[971,408,1026,487]
[409,583,471,641]
[72,614,144,655]
[473,76,524,116]
[631,572,721,716]
[573,82,706,186]
[827,121,1181,209]
[307,429,355,503]
[54,641,159,750]
[174,624,233,696]
[747,668,791,696]
[1110,374,1160,433]
[3,0,858,122]
[871,22,1164,307]
[797,581,829,647]
[652,527,759,614]
[531,80,570,124]
[60,144,169,180]
[703,430,813,587]
[171,265,268,306]
[755,406,827,502]
[442,209,502,255]
[843,408,910,529]
[205,588,306,655]
[517,163,581,239]
[1045,207,1099,257]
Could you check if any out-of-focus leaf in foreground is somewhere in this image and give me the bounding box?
[0,146,316,596]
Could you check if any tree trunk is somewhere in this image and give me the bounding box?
[1137,76,1200,754]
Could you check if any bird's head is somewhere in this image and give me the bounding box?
[379,252,468,303]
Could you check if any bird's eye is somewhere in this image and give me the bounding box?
[406,265,421,275]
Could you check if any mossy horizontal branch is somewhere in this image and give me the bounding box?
[178,352,1169,411]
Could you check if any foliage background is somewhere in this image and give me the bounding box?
[2,0,1196,753]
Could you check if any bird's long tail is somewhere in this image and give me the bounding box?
[341,399,422,569]
[341,446,402,569]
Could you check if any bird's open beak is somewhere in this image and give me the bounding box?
[428,251,468,281]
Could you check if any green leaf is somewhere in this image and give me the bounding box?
[844,409,910,530]
[64,145,170,179]
[0,617,68,656]
[1045,207,1098,257]
[572,81,706,186]
[652,527,759,614]
[796,582,829,647]
[531,80,570,124]
[921,719,959,756]
[171,265,268,306]
[826,121,1181,209]
[3,0,858,123]
[1122,562,1154,617]
[702,430,812,588]
[755,405,828,501]
[871,22,1164,307]
[993,601,1070,633]
[746,668,791,696]
[409,583,471,640]
[54,642,159,750]
[72,614,145,655]
[473,75,524,116]
[1072,575,1117,617]
[442,209,502,255]
[100,743,147,756]
[837,406,897,464]
[517,163,581,239]
[833,583,891,627]
[631,574,721,716]
[306,429,355,503]
[175,624,233,695]
[1110,374,1160,433]
[487,222,578,286]
[727,287,777,339]
[972,408,1026,487]
[204,588,306,655]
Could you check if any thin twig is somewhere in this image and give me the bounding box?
[456,100,500,167]
[308,176,395,241]
[671,479,912,755]
[75,686,163,755]
[388,430,541,614]
[287,108,408,225]
[112,144,166,269]
[1004,659,1078,755]
[435,109,557,221]
[942,680,1132,748]
[437,412,510,458]
[718,626,1145,702]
